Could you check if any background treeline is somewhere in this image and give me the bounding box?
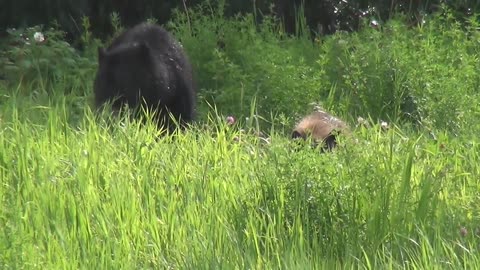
[1,0,479,44]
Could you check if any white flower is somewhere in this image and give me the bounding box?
[380,121,389,130]
[34,32,45,43]
[357,116,366,125]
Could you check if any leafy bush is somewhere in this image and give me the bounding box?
[0,22,98,96]
[170,5,480,137]
[170,5,329,124]
[317,11,480,135]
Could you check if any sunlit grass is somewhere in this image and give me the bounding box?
[0,88,479,269]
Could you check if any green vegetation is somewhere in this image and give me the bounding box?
[1,6,480,269]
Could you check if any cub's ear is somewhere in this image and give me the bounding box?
[98,47,107,62]
[291,130,305,140]
[323,134,337,151]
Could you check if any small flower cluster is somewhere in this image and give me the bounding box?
[34,32,45,43]
[15,29,45,45]
[357,116,389,130]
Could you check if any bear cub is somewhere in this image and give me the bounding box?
[93,22,196,132]
[292,110,349,152]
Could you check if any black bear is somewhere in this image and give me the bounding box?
[93,22,196,132]
[292,110,349,152]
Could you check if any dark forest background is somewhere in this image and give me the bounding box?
[1,0,478,44]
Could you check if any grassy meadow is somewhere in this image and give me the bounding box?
[1,5,480,269]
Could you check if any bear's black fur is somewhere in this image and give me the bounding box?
[93,22,196,132]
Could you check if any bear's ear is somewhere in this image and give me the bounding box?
[98,47,107,62]
[136,42,151,58]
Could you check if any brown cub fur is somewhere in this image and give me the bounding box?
[292,110,349,152]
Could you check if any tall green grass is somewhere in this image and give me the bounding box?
[0,88,479,269]
[1,5,480,269]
